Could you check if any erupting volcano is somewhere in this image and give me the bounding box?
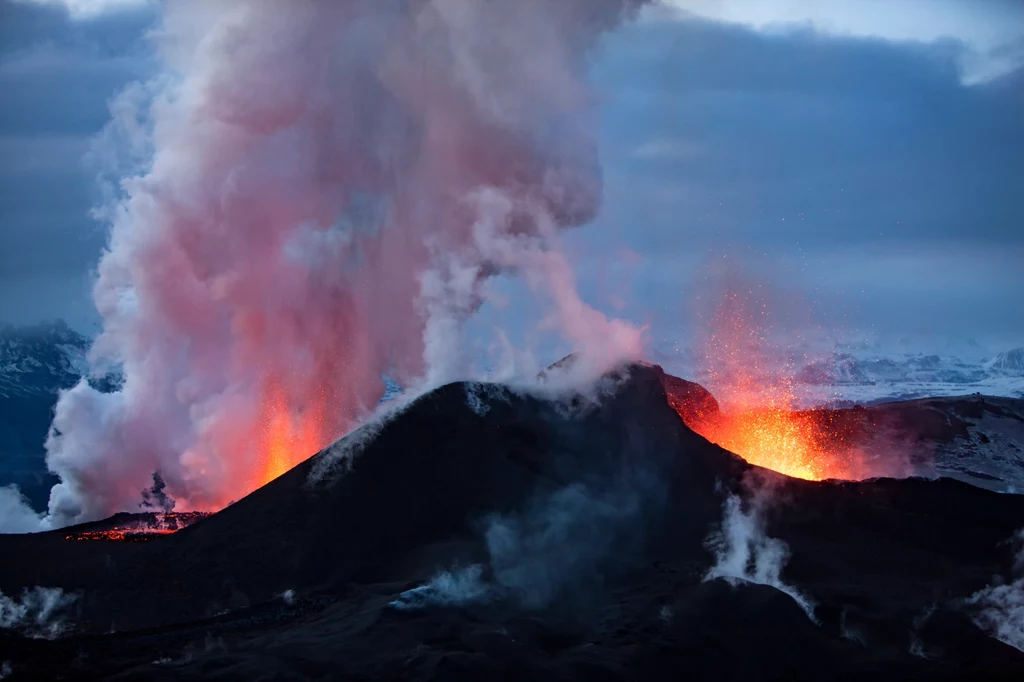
[684,398,868,481]
[255,379,333,490]
[677,284,874,481]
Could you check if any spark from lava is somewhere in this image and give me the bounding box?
[64,512,208,542]
[682,283,869,481]
[255,379,330,489]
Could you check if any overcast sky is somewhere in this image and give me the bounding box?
[1,0,1022,358]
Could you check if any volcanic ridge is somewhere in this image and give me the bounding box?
[1,363,1023,681]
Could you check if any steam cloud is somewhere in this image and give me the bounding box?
[0,587,77,639]
[0,486,45,534]
[16,0,648,529]
[704,486,816,621]
[392,478,648,611]
[963,529,1024,652]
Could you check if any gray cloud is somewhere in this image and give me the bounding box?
[0,3,1020,350]
[0,0,154,327]
[575,16,1024,349]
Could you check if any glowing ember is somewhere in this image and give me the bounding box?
[679,284,869,481]
[686,405,864,481]
[253,378,332,490]
[66,528,178,542]
[64,512,209,542]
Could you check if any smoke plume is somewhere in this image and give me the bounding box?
[25,0,649,528]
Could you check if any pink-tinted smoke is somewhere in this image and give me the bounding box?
[37,0,648,527]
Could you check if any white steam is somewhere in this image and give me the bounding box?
[4,0,649,531]
[0,587,77,639]
[963,529,1024,652]
[391,480,646,611]
[390,564,491,610]
[704,493,816,621]
[0,486,49,534]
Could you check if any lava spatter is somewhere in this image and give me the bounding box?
[676,285,874,481]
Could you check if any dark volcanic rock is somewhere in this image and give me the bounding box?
[653,363,720,423]
[1,364,1023,681]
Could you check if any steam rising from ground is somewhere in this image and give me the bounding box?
[963,529,1024,652]
[14,0,647,529]
[703,481,816,621]
[0,587,76,639]
[392,478,650,611]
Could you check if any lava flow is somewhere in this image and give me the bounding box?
[64,512,209,542]
[673,285,871,481]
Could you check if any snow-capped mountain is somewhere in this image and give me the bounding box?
[986,348,1024,376]
[0,320,89,399]
[0,321,116,512]
[798,350,1024,387]
[791,349,1024,405]
[654,341,1024,407]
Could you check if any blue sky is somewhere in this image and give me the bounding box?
[1,0,1022,358]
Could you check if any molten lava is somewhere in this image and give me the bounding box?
[685,403,865,481]
[254,378,332,490]
[677,285,871,481]
[64,512,209,542]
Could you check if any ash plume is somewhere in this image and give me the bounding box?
[139,472,175,514]
[20,0,648,529]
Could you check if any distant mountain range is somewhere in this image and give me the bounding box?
[0,320,89,399]
[987,348,1024,375]
[791,349,1024,406]
[0,321,121,511]
[655,342,1024,408]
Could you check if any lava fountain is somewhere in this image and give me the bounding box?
[677,283,872,481]
[254,378,332,489]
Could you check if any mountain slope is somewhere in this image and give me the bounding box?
[987,348,1024,376]
[1,364,1023,680]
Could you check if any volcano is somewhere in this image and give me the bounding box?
[1,364,1023,680]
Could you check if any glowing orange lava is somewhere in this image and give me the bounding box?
[680,284,869,481]
[64,512,209,542]
[253,378,332,489]
[687,404,863,481]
